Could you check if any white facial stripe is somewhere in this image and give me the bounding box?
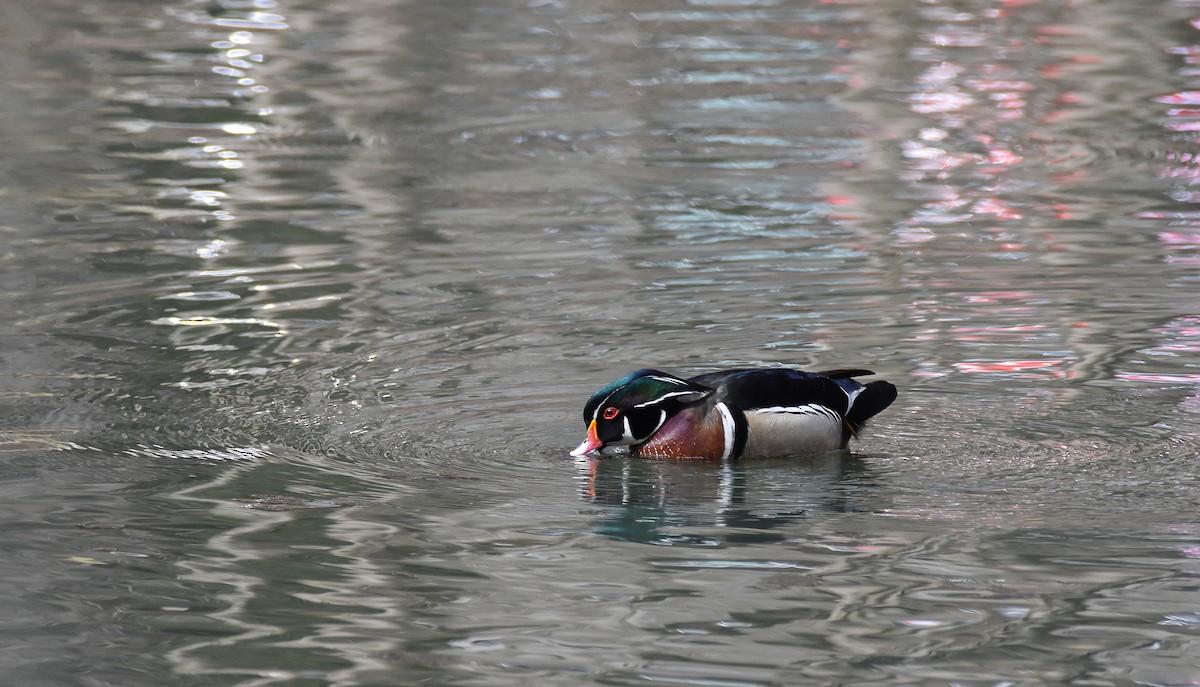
[633,390,702,408]
[591,388,620,421]
[715,402,736,461]
[646,376,690,387]
[622,415,632,441]
[592,375,691,420]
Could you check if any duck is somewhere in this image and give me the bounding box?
[570,367,896,460]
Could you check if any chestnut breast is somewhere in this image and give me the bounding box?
[632,405,729,460]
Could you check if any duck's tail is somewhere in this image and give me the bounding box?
[842,379,898,437]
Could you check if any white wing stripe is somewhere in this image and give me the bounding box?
[843,385,863,414]
[755,404,842,418]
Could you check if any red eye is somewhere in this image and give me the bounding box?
[602,407,619,420]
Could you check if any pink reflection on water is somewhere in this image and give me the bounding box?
[956,360,1071,378]
[950,324,1047,341]
[961,291,1038,303]
[1155,90,1200,104]
[1159,230,1200,244]
[1162,12,1200,201]
[1116,373,1200,382]
[878,0,1078,252]
[1159,231,1200,262]
[909,91,974,114]
[839,0,1200,391]
[971,197,1023,220]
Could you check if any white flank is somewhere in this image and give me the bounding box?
[742,404,843,458]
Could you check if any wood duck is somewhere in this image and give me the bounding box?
[570,367,897,460]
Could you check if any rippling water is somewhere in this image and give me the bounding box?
[3,0,1200,685]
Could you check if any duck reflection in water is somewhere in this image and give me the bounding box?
[575,453,879,545]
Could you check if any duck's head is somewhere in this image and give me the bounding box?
[570,369,712,457]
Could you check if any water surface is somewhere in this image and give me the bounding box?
[2,0,1200,685]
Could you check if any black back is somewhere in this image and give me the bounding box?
[688,369,851,414]
[688,368,897,436]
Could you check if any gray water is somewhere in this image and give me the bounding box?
[2,0,1200,685]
